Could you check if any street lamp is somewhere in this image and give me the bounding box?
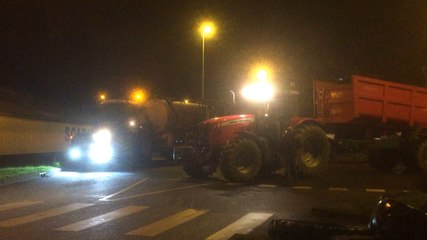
[199,21,216,100]
[98,92,107,102]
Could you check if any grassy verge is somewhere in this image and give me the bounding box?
[0,166,55,182]
[319,192,427,217]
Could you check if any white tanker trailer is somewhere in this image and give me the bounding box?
[63,98,207,170]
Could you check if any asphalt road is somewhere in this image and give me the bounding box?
[0,161,425,240]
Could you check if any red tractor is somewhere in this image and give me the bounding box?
[180,93,331,182]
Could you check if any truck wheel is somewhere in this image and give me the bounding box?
[220,138,262,182]
[294,125,330,177]
[416,140,427,174]
[181,148,219,178]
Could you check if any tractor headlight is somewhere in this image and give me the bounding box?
[241,82,275,102]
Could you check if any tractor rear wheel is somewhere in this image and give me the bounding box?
[294,125,330,177]
[220,138,262,182]
[416,140,427,174]
[181,148,220,178]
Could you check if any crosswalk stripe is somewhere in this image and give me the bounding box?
[127,208,209,237]
[55,205,149,232]
[0,200,42,212]
[0,203,93,227]
[206,212,273,240]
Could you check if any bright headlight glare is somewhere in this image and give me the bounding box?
[89,143,113,164]
[129,120,136,127]
[68,147,82,160]
[242,82,274,102]
[92,129,112,143]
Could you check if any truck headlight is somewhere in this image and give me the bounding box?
[68,147,82,160]
[92,129,112,144]
[89,143,113,164]
[89,129,113,164]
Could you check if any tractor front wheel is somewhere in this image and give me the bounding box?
[220,138,262,182]
[181,148,220,178]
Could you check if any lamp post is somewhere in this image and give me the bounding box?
[199,22,215,101]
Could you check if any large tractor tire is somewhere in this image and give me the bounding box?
[220,138,262,182]
[294,125,330,177]
[181,148,220,178]
[416,140,427,174]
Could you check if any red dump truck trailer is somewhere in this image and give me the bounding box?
[314,75,427,173]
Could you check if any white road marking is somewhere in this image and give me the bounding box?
[103,183,212,202]
[257,184,276,188]
[365,188,386,193]
[206,212,273,240]
[99,178,148,201]
[0,200,42,212]
[292,186,312,190]
[328,187,348,192]
[55,205,148,231]
[127,208,209,236]
[0,203,93,227]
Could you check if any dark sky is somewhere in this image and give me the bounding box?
[1,0,427,107]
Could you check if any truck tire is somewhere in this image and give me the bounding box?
[220,138,262,182]
[416,140,427,174]
[181,148,220,178]
[294,125,330,177]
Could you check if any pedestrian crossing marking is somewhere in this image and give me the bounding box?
[127,208,209,236]
[55,205,148,232]
[0,200,42,212]
[206,212,273,240]
[0,203,93,227]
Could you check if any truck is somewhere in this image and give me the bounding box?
[315,75,427,173]
[62,98,207,170]
[181,75,427,182]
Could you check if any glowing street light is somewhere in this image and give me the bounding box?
[98,93,107,102]
[199,21,216,100]
[130,88,148,104]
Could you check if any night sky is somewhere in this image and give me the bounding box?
[2,0,427,108]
